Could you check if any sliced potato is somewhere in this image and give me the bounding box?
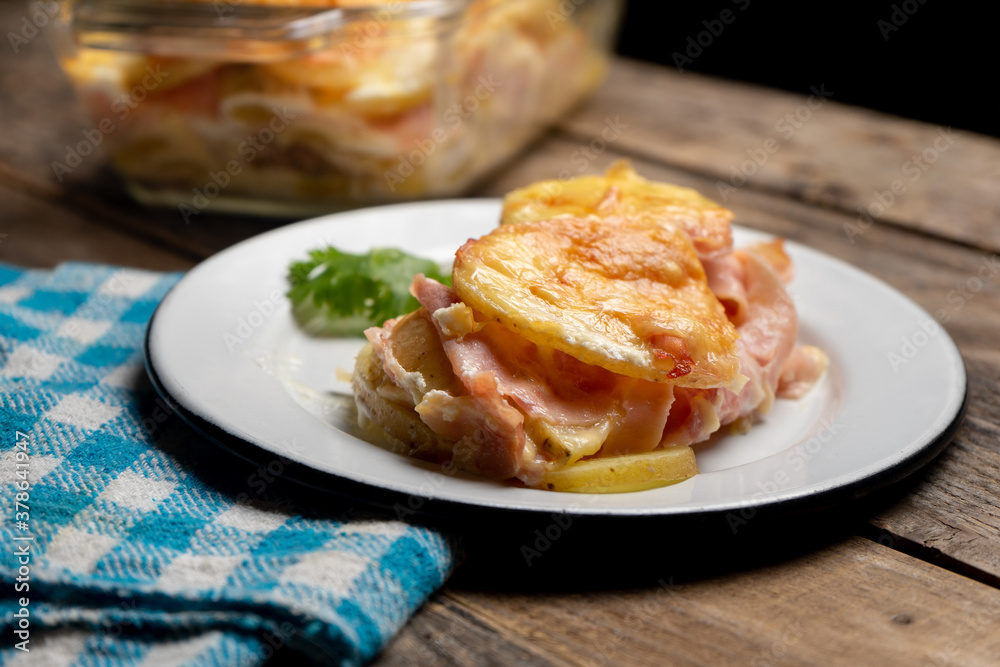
[452,215,740,388]
[538,446,698,493]
[501,161,733,257]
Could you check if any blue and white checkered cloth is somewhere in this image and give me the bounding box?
[0,262,458,666]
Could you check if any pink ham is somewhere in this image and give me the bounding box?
[411,276,676,471]
[660,246,803,446]
[367,240,824,483]
[778,346,829,399]
[703,252,748,325]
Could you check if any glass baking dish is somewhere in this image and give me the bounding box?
[50,0,621,217]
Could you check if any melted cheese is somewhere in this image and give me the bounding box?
[452,215,740,388]
[358,165,826,488]
[500,161,734,259]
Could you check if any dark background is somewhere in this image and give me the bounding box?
[614,2,997,138]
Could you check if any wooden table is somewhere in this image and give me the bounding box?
[4,8,1000,663]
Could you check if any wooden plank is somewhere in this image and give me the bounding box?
[371,596,565,667]
[556,59,1000,253]
[378,537,1000,666]
[0,183,191,271]
[6,9,1000,665]
[7,96,999,585]
[0,1,89,185]
[871,418,1000,588]
[475,138,1000,583]
[0,161,281,262]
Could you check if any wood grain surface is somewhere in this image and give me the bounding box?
[562,60,1000,254]
[3,5,999,664]
[381,538,1000,667]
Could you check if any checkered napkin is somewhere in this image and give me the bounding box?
[0,262,458,666]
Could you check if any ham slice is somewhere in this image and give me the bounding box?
[778,346,830,399]
[411,276,676,479]
[366,303,527,481]
[703,252,747,325]
[365,238,825,483]
[659,246,807,447]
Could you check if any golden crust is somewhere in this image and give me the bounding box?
[500,161,734,257]
[451,214,740,387]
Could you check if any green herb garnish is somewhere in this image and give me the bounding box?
[286,246,450,336]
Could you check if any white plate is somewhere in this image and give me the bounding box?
[146,200,966,517]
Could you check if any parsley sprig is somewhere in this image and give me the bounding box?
[286,247,450,336]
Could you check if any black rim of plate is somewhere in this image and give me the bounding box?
[143,294,969,532]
